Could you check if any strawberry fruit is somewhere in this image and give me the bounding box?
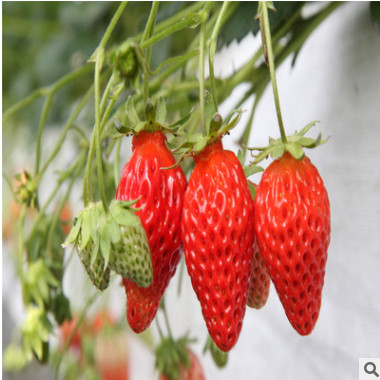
[247,239,271,309]
[182,139,254,352]
[116,130,187,333]
[254,152,330,335]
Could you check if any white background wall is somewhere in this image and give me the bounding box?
[3,2,380,380]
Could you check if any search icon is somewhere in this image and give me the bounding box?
[365,362,380,377]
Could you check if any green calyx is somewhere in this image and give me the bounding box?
[248,121,328,163]
[62,199,152,289]
[112,97,193,138]
[155,335,195,380]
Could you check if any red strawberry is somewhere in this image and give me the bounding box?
[247,238,271,309]
[182,139,254,352]
[116,130,187,333]
[158,348,205,380]
[254,152,330,335]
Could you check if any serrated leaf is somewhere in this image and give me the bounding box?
[156,97,167,125]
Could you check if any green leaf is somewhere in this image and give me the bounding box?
[271,145,285,159]
[3,344,28,372]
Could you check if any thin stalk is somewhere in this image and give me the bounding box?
[114,138,122,188]
[97,2,128,51]
[18,206,27,304]
[259,2,286,143]
[3,64,92,122]
[209,1,231,110]
[141,2,160,103]
[46,151,87,257]
[199,20,207,135]
[35,95,54,175]
[34,86,94,185]
[94,49,109,213]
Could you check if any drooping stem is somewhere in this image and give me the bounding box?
[141,1,160,104]
[259,1,287,143]
[209,1,231,111]
[94,48,109,212]
[199,19,207,135]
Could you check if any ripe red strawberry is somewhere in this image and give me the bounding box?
[116,130,186,333]
[247,238,271,309]
[158,348,205,380]
[182,139,254,352]
[254,152,330,335]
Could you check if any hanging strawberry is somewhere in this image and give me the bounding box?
[115,99,187,333]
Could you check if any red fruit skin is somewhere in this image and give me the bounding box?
[182,140,254,352]
[254,152,330,335]
[116,130,187,333]
[158,349,205,380]
[247,238,271,309]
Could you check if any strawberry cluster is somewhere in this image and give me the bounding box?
[65,100,331,359]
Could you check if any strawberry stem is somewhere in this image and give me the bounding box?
[259,1,287,144]
[199,17,207,135]
[141,2,159,104]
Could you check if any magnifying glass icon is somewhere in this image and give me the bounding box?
[365,362,380,377]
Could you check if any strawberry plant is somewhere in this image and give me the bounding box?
[3,1,356,378]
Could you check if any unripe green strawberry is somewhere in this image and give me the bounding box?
[254,152,330,335]
[109,224,152,288]
[78,242,110,291]
[182,139,254,352]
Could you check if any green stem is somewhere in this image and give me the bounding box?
[209,1,231,110]
[35,95,54,175]
[18,205,27,304]
[97,2,128,51]
[114,138,122,188]
[34,86,94,185]
[141,2,160,104]
[259,1,286,143]
[94,49,109,213]
[3,64,93,122]
[46,151,87,258]
[199,20,207,135]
